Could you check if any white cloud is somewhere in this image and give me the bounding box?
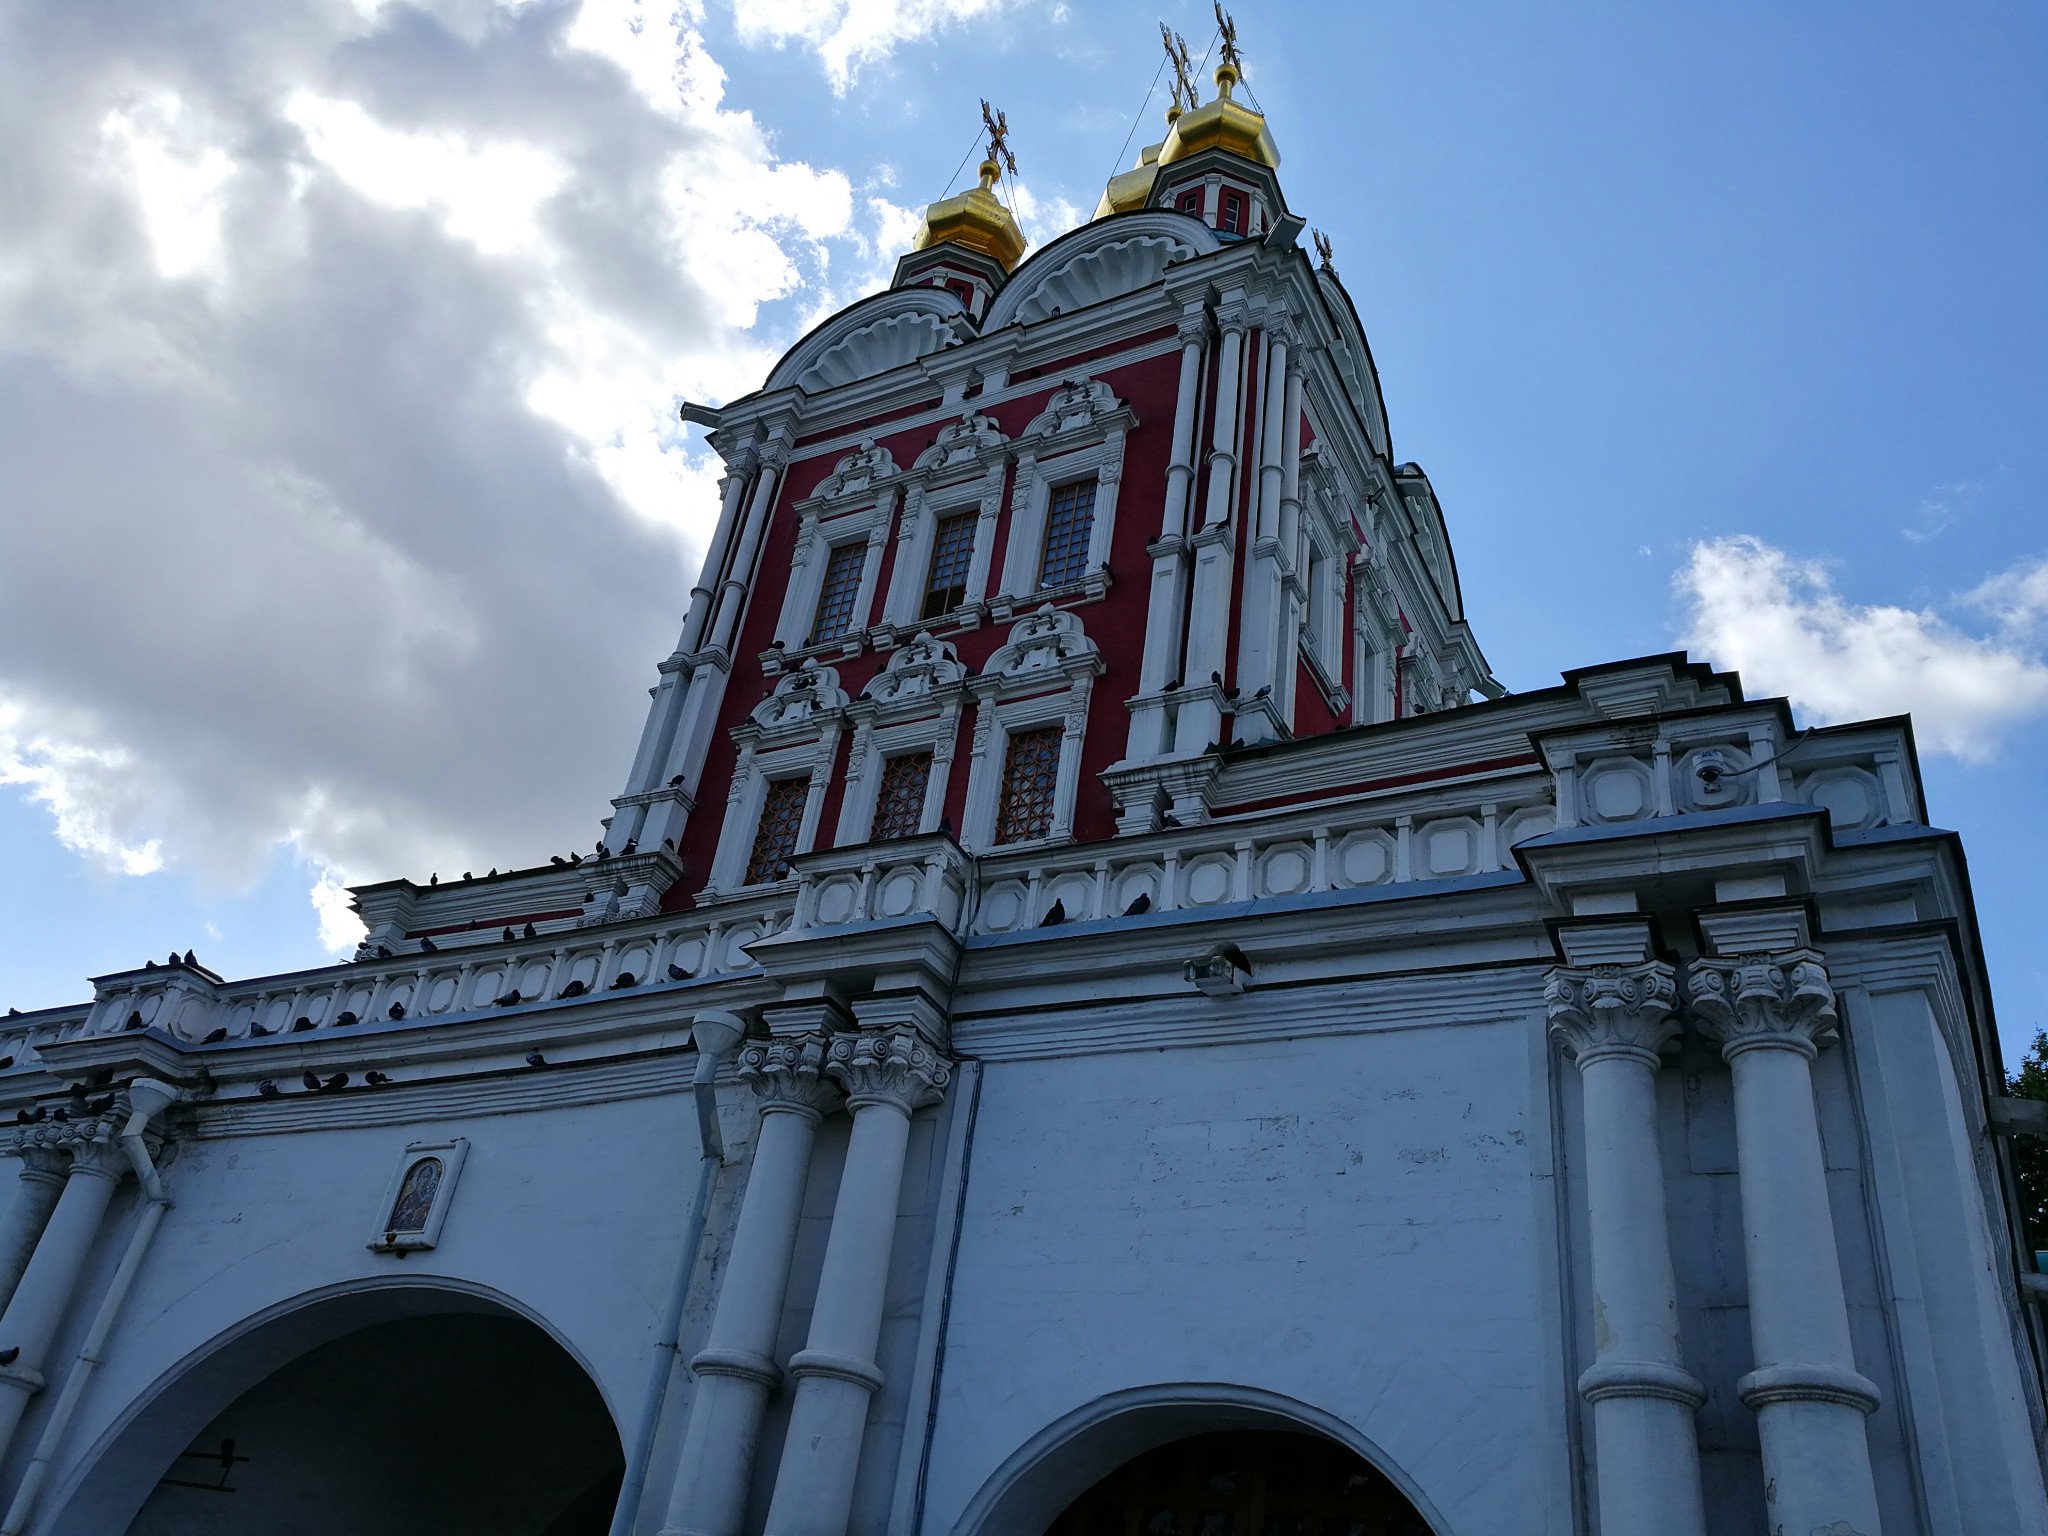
[731,0,1022,92]
[0,0,923,965]
[1674,536,2048,762]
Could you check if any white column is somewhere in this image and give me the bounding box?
[1689,945,1884,1536]
[1233,325,1290,744]
[761,1029,949,1536]
[0,1151,66,1322]
[659,1037,840,1536]
[1173,311,1247,758]
[0,1138,126,1461]
[706,442,788,656]
[1126,315,1208,765]
[1546,960,1708,1536]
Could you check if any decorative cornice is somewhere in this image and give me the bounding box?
[736,1033,842,1124]
[826,1028,950,1114]
[1544,962,1681,1069]
[1688,950,1839,1061]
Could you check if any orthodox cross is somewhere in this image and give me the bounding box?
[1161,23,1198,111]
[1213,3,1243,73]
[980,99,1017,179]
[1312,228,1335,272]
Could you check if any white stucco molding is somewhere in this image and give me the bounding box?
[826,1028,951,1114]
[1688,951,1840,1061]
[735,1033,841,1125]
[1544,962,1682,1069]
[981,211,1219,331]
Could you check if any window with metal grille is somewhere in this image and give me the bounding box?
[993,725,1062,845]
[870,751,933,841]
[744,777,808,884]
[1036,479,1097,590]
[921,512,976,619]
[808,542,866,645]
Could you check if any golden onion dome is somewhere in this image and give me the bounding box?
[1157,60,1279,170]
[1094,99,1181,221]
[913,157,1027,271]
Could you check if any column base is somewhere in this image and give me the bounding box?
[690,1346,780,1389]
[1738,1361,1880,1414]
[1578,1358,1706,1408]
[785,1348,884,1395]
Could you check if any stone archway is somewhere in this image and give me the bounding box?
[46,1280,622,1536]
[950,1385,1449,1536]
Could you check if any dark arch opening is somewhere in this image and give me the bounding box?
[1045,1430,1434,1536]
[50,1286,622,1536]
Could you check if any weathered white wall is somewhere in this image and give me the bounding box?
[919,1016,1571,1536]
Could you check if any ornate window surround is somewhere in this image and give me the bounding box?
[991,379,1137,616]
[961,606,1104,850]
[880,411,1009,636]
[369,1137,468,1256]
[1351,551,1401,726]
[834,633,969,844]
[1298,463,1359,717]
[707,662,849,894]
[770,440,901,660]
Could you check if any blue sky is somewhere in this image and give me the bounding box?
[3,1,2045,1055]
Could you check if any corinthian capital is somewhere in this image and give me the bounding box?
[1687,951,1838,1060]
[737,1034,842,1123]
[1544,962,1680,1068]
[827,1028,950,1114]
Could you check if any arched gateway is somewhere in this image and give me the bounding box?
[47,1282,621,1536]
[953,1388,1447,1536]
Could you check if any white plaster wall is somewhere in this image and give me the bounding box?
[919,1017,1567,1536]
[31,1085,718,1535]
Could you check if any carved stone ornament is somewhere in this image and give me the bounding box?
[1544,962,1681,1068]
[826,1027,951,1114]
[985,605,1099,680]
[737,1033,842,1123]
[913,411,1006,473]
[749,661,849,731]
[812,439,899,501]
[863,632,967,705]
[1022,377,1123,440]
[1687,951,1839,1060]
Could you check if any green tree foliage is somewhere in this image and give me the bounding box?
[2007,1030,2048,1254]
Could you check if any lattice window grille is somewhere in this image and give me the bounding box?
[809,543,867,645]
[744,776,809,883]
[870,751,934,841]
[1037,479,1097,590]
[921,512,977,620]
[993,726,1063,845]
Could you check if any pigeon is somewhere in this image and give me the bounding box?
[568,851,583,866]
[550,855,567,867]
[939,815,955,837]
[621,839,637,856]
[183,949,197,967]
[322,1073,349,1092]
[1211,670,1224,688]
[0,1348,18,1366]
[201,1027,228,1044]
[51,1109,68,1123]
[609,972,637,990]
[429,873,439,885]
[463,872,473,881]
[1214,941,1254,974]
[365,1071,392,1086]
[1162,810,1182,828]
[1253,685,1270,699]
[525,1050,547,1068]
[1040,899,1067,927]
[144,959,158,970]
[667,963,688,982]
[88,1095,114,1116]
[503,927,517,942]
[13,1110,31,1126]
[375,945,393,959]
[388,1002,407,1020]
[522,923,537,940]
[488,868,497,878]
[419,936,438,953]
[290,1016,315,1033]
[668,774,685,786]
[0,1057,12,1072]
[25,1106,45,1123]
[195,1069,217,1094]
[67,1083,87,1101]
[595,846,611,863]
[4,1008,15,1018]
[301,1071,321,1091]
[558,979,587,998]
[248,1022,274,1038]
[495,990,522,1007]
[126,1011,147,1032]
[1162,678,1180,692]
[663,837,676,850]
[257,1080,280,1098]
[168,950,182,967]
[1124,892,1152,916]
[334,1011,358,1027]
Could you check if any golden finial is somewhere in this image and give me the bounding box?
[978,98,1016,188]
[1213,3,1244,96]
[1312,228,1335,273]
[1162,24,1198,121]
